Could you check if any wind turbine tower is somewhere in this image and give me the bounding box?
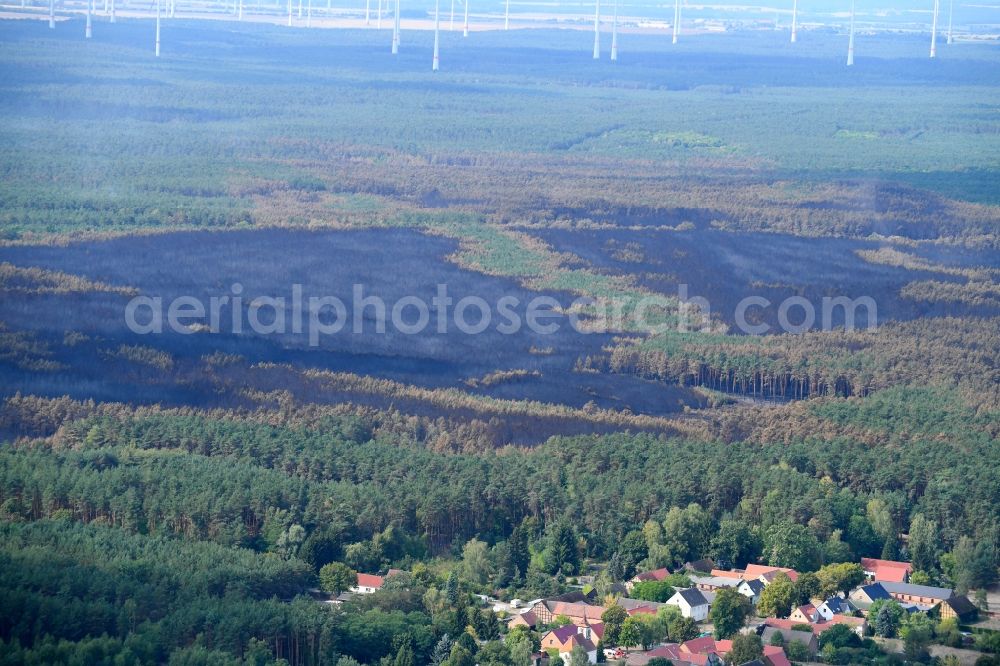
[610,0,618,61]
[85,0,92,38]
[929,0,939,57]
[391,0,400,53]
[846,0,855,65]
[155,0,161,56]
[463,0,468,35]
[449,0,454,29]
[307,0,312,27]
[504,0,509,30]
[672,0,680,44]
[592,0,600,59]
[239,0,243,20]
[377,0,382,28]
[110,0,115,23]
[287,0,292,26]
[432,0,440,70]
[791,0,798,42]
[48,0,54,28]
[946,0,953,43]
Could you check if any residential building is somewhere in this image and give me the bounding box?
[789,603,820,624]
[351,573,385,594]
[738,579,765,605]
[849,583,892,612]
[666,588,710,621]
[860,558,912,584]
[940,595,978,622]
[540,625,598,664]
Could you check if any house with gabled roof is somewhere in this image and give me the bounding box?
[941,595,978,622]
[860,558,912,584]
[738,578,766,605]
[626,566,671,591]
[849,582,892,611]
[541,624,598,664]
[816,595,856,620]
[351,573,385,594]
[789,602,820,624]
[528,597,606,626]
[666,588,710,621]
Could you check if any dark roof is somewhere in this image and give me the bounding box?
[881,582,953,600]
[859,583,891,601]
[944,595,978,617]
[743,579,765,594]
[675,588,709,606]
[824,596,852,613]
[685,558,716,573]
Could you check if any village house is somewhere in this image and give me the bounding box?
[940,595,979,622]
[540,625,599,664]
[527,597,606,626]
[351,573,386,594]
[738,579,766,605]
[789,603,820,624]
[849,582,892,612]
[626,567,671,591]
[881,581,953,610]
[815,595,856,620]
[765,614,867,640]
[711,565,799,584]
[860,557,912,584]
[665,588,710,621]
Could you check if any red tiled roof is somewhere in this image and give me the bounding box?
[710,569,746,580]
[355,573,384,589]
[860,558,912,583]
[745,564,799,582]
[633,567,671,582]
[627,605,659,616]
[765,615,863,636]
[763,645,792,666]
[680,636,718,654]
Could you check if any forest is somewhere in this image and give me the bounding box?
[0,12,998,666]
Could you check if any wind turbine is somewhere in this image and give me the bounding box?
[169,0,174,19]
[610,0,618,60]
[298,0,302,19]
[791,0,798,42]
[929,0,939,57]
[672,0,680,44]
[110,0,115,23]
[503,0,509,30]
[155,0,161,56]
[592,0,600,59]
[391,0,400,53]
[377,0,382,27]
[462,0,468,35]
[48,0,54,28]
[846,0,855,66]
[449,0,454,30]
[307,0,312,27]
[287,0,292,26]
[946,0,953,43]
[238,0,243,20]
[85,0,92,38]
[432,0,440,70]
[365,0,370,24]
